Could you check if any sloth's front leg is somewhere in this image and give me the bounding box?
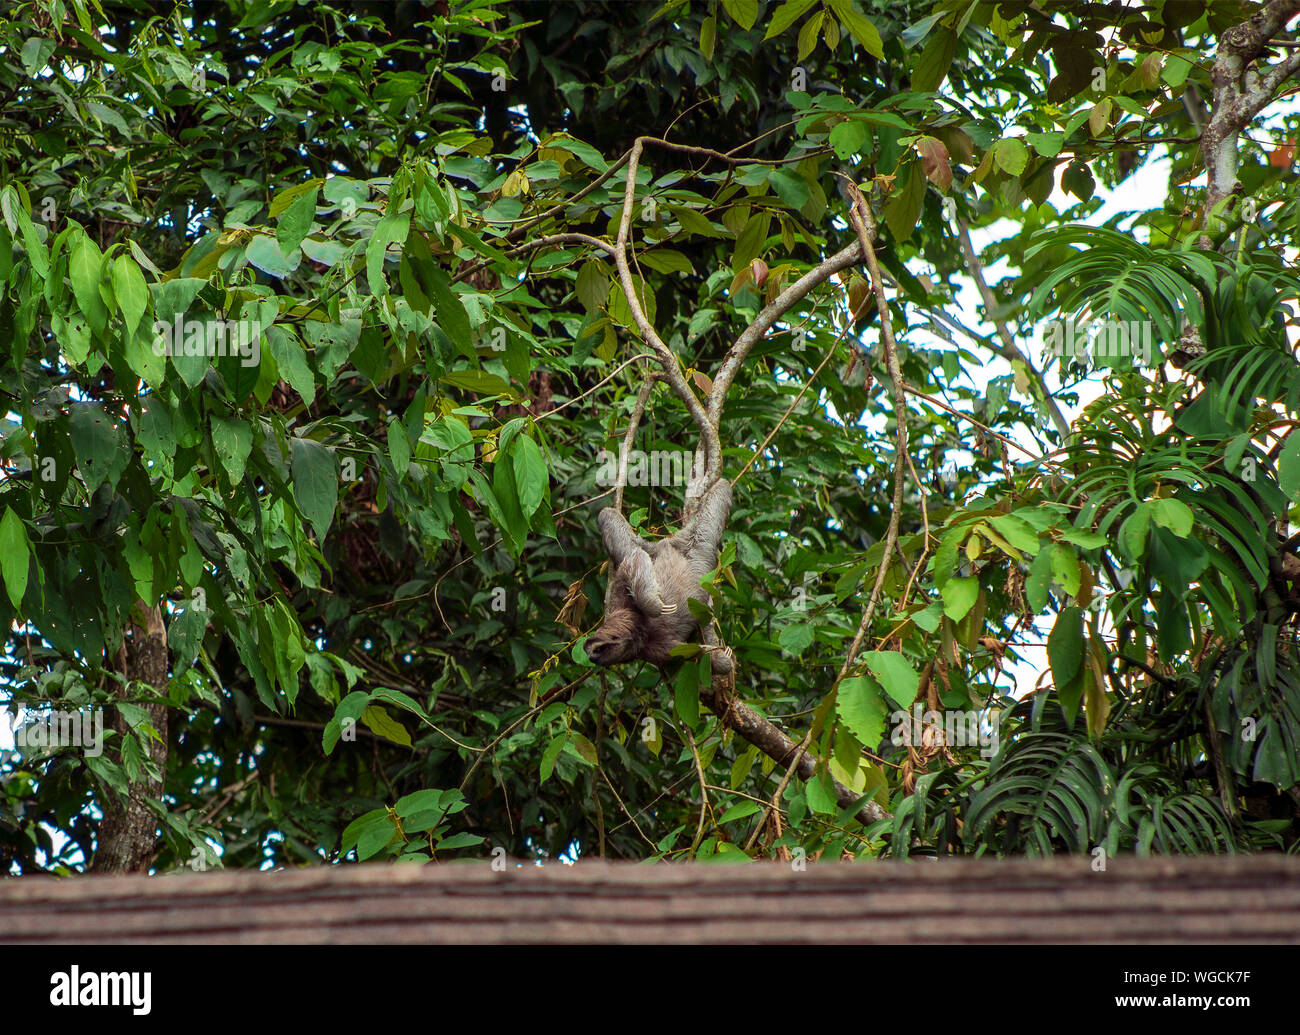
[620,548,672,617]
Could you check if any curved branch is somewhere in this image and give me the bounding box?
[832,185,907,672]
[611,372,661,516]
[705,239,864,475]
[1200,0,1300,247]
[611,138,720,500]
[955,219,1070,440]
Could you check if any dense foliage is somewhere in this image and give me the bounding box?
[2,0,1299,873]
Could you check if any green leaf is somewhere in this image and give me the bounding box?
[827,0,883,58]
[291,437,339,539]
[342,809,397,861]
[911,600,943,633]
[267,325,316,406]
[575,259,609,313]
[991,137,1029,175]
[719,801,762,823]
[388,417,411,477]
[777,621,814,655]
[211,415,254,484]
[365,210,410,296]
[699,13,716,59]
[765,0,817,39]
[0,508,31,609]
[1151,498,1195,538]
[675,659,701,729]
[836,674,886,746]
[829,119,868,159]
[1026,546,1053,613]
[1059,527,1108,550]
[988,513,1041,553]
[69,403,128,493]
[245,234,301,278]
[276,185,318,255]
[797,10,824,60]
[424,264,473,350]
[123,321,165,386]
[371,686,432,721]
[883,161,925,241]
[1050,544,1081,597]
[862,651,920,707]
[732,214,769,271]
[639,248,694,274]
[942,575,979,620]
[21,37,53,75]
[436,832,485,851]
[510,434,547,518]
[361,704,411,747]
[269,178,324,218]
[1026,131,1064,157]
[439,370,516,399]
[540,733,568,783]
[570,733,598,765]
[111,256,149,338]
[150,277,207,324]
[720,0,758,30]
[396,788,445,819]
[69,233,108,336]
[1278,431,1300,500]
[1118,503,1151,562]
[669,205,723,238]
[805,770,838,814]
[1047,606,1085,689]
[911,27,957,92]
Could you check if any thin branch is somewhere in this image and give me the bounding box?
[955,219,1070,439]
[612,138,720,501]
[900,382,1069,469]
[534,352,656,423]
[451,233,619,286]
[838,180,909,674]
[707,240,865,458]
[612,372,662,515]
[684,725,712,851]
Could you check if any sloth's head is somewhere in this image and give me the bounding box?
[585,608,646,666]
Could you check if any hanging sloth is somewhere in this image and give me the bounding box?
[585,478,732,668]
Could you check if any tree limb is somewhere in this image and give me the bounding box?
[1200,0,1300,246]
[955,218,1070,440]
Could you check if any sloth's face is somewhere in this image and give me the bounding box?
[585,609,642,665]
[585,634,626,665]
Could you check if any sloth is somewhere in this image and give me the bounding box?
[586,478,732,668]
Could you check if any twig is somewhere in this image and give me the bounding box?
[611,139,720,501]
[534,352,656,423]
[751,181,907,842]
[955,218,1070,439]
[612,372,662,515]
[684,725,712,851]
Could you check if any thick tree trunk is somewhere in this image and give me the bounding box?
[92,603,169,874]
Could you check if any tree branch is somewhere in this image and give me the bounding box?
[612,138,720,503]
[1200,0,1300,246]
[955,219,1070,440]
[706,239,865,470]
